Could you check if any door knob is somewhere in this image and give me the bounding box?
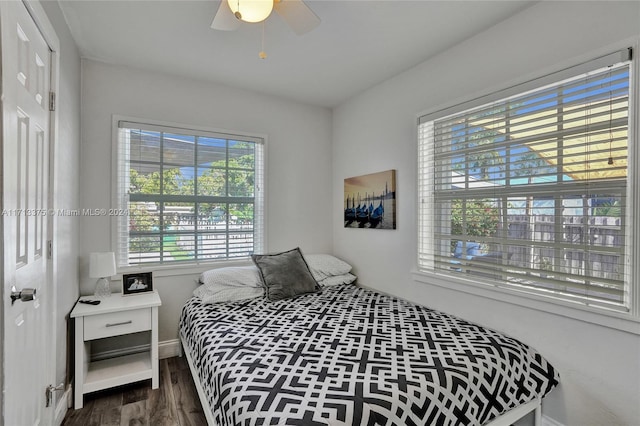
[10,286,36,305]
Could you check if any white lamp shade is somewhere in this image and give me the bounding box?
[89,252,116,278]
[228,0,273,23]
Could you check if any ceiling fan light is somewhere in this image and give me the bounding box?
[227,0,274,23]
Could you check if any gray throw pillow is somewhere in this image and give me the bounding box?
[252,247,320,301]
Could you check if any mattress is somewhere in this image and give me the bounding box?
[179,283,558,425]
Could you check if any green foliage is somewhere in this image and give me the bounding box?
[128,152,256,255]
[197,168,226,196]
[229,204,254,224]
[451,199,500,251]
[162,236,192,261]
[467,130,505,180]
[128,203,159,253]
[593,200,621,217]
[196,156,254,197]
[129,168,194,195]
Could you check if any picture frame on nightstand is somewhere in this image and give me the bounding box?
[122,272,153,296]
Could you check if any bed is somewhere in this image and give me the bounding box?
[179,267,559,426]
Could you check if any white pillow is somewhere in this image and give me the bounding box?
[304,254,353,281]
[318,273,357,287]
[194,284,263,304]
[199,265,262,287]
[195,265,264,304]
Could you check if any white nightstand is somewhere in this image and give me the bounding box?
[70,291,162,409]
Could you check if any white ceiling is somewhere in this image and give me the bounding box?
[58,0,535,108]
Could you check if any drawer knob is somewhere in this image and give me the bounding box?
[105,320,133,327]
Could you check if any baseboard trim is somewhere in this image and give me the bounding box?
[92,339,182,362]
[159,339,181,359]
[55,388,72,425]
[542,415,565,426]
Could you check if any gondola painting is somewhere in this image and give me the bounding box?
[344,170,396,229]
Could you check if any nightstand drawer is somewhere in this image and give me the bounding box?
[83,309,151,340]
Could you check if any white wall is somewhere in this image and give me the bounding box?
[79,60,333,341]
[332,2,640,425]
[40,0,81,408]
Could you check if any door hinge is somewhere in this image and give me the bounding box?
[49,91,55,111]
[47,240,53,259]
[45,383,64,407]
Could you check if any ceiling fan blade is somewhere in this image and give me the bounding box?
[273,0,320,35]
[211,0,241,31]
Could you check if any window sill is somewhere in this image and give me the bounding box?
[412,270,640,335]
[114,258,253,280]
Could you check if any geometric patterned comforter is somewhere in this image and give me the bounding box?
[179,283,559,425]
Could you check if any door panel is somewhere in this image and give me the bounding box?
[2,1,53,424]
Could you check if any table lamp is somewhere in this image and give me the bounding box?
[89,252,116,298]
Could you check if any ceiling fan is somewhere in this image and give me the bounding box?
[211,0,320,36]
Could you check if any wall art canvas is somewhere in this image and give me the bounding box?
[344,170,396,229]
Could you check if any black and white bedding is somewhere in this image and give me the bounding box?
[180,283,558,425]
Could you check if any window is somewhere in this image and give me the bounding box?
[115,120,264,266]
[418,48,634,313]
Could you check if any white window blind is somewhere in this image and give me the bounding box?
[418,49,633,312]
[116,121,265,266]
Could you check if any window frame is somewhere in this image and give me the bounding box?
[415,46,640,332]
[111,116,267,270]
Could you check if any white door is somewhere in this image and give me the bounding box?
[1,1,54,425]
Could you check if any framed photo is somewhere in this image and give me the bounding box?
[344,169,396,229]
[122,272,153,296]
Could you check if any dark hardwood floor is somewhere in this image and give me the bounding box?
[62,356,208,426]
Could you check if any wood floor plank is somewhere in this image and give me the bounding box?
[100,388,124,408]
[62,358,204,426]
[100,406,123,426]
[167,354,190,373]
[148,359,179,425]
[122,382,150,405]
[87,386,124,426]
[171,360,207,426]
[120,400,148,426]
[62,398,96,426]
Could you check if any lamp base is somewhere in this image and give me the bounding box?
[94,277,112,298]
